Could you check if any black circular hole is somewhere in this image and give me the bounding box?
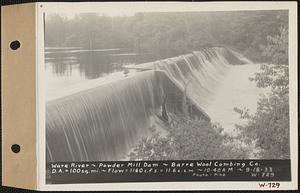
[11,144,21,153]
[10,40,21,50]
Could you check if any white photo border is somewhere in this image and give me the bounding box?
[36,1,298,191]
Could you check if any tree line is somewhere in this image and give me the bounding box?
[45,10,288,62]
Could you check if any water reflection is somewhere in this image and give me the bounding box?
[46,56,77,76]
[45,49,155,80]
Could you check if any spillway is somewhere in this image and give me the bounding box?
[46,47,263,162]
[46,71,165,162]
[154,48,233,111]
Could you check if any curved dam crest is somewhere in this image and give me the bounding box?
[46,47,265,162]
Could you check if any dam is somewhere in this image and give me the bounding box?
[46,47,265,162]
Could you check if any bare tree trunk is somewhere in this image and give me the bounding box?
[161,95,168,122]
[182,80,191,117]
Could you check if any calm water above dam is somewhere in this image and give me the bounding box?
[45,48,155,96]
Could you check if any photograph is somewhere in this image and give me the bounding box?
[1,1,296,191]
[45,9,290,164]
[40,6,296,187]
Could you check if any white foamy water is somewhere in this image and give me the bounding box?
[205,64,267,134]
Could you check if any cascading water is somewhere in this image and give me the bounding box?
[46,47,261,162]
[227,48,254,64]
[46,71,165,162]
[154,48,233,111]
[154,47,264,133]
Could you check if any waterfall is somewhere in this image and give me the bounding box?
[46,47,254,162]
[226,47,254,64]
[154,47,237,111]
[46,71,165,162]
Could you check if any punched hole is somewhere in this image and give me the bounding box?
[11,144,21,153]
[10,40,21,50]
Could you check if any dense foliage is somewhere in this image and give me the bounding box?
[45,10,288,61]
[235,24,289,159]
[129,113,249,160]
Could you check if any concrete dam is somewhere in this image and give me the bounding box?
[46,47,264,162]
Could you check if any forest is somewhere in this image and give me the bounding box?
[45,10,288,62]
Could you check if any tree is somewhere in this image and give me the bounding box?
[129,113,249,160]
[236,25,289,159]
[45,14,67,47]
[45,10,288,62]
